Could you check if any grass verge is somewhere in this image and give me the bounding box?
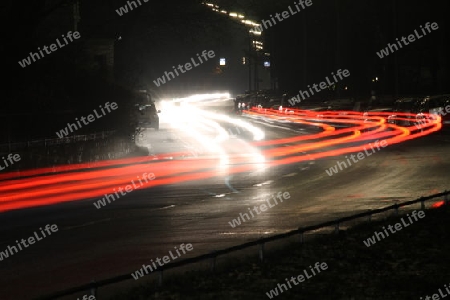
[110,204,450,300]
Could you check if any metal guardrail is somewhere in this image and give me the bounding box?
[34,190,450,300]
[0,131,116,153]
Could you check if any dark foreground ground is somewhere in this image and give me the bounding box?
[110,203,450,300]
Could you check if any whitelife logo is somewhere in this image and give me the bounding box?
[93,172,155,209]
[288,69,350,105]
[131,243,194,280]
[18,31,81,68]
[0,224,58,262]
[253,0,313,33]
[115,0,148,16]
[153,50,215,87]
[376,22,438,59]
[416,103,450,129]
[325,139,388,176]
[228,192,291,228]
[265,262,328,298]
[0,153,21,171]
[420,283,450,300]
[77,295,95,300]
[363,210,425,247]
[56,102,118,138]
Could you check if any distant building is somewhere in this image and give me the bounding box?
[34,0,116,82]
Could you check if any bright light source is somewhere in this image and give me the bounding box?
[249,29,262,35]
[229,12,238,17]
[242,19,258,26]
[220,58,226,66]
[264,61,270,67]
[172,93,231,104]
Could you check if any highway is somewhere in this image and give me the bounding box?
[0,103,448,299]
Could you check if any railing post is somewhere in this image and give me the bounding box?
[210,253,217,273]
[421,198,425,210]
[158,270,163,287]
[445,191,449,206]
[334,222,339,234]
[90,280,97,298]
[394,203,399,216]
[259,243,265,262]
[367,211,372,222]
[298,232,304,244]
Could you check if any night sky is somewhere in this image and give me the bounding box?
[3,0,450,107]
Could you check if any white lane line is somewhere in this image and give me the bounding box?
[283,172,298,177]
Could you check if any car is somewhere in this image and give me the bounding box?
[387,97,421,126]
[135,103,161,130]
[362,107,392,123]
[270,104,295,114]
[388,95,450,128]
[416,95,450,126]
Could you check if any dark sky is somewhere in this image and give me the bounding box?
[4,0,449,103]
[111,0,449,97]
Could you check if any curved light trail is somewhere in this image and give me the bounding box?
[0,106,441,212]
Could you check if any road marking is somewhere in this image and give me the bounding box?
[253,180,273,187]
[283,172,298,177]
[62,218,112,230]
[147,205,177,212]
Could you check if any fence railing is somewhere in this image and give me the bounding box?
[0,131,116,153]
[34,190,449,300]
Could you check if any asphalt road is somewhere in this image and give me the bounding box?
[1,107,449,300]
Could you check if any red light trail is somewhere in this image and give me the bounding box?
[0,108,441,212]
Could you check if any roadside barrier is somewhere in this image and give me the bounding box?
[35,190,450,300]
